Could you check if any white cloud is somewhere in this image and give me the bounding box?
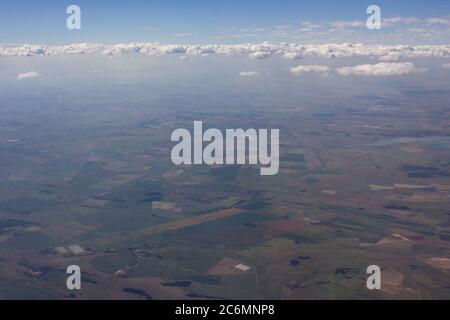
[378,52,403,61]
[1,43,449,61]
[290,65,331,75]
[301,22,322,29]
[170,33,195,37]
[443,63,450,69]
[336,62,425,76]
[248,51,272,59]
[275,25,293,30]
[330,20,365,28]
[330,16,441,28]
[426,18,450,26]
[141,26,159,31]
[16,71,39,80]
[289,62,428,77]
[283,52,303,60]
[239,28,267,33]
[239,71,259,77]
[382,16,421,26]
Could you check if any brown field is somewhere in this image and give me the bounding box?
[426,258,450,271]
[139,208,247,236]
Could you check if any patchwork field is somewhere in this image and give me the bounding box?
[0,80,449,300]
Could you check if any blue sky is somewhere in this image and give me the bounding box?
[1,0,449,44]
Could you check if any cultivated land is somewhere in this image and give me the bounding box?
[0,80,449,300]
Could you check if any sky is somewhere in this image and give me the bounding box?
[0,0,449,88]
[1,0,450,44]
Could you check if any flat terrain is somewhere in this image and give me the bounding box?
[0,77,450,299]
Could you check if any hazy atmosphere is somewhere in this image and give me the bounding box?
[1,0,450,302]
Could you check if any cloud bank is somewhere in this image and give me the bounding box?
[290,62,426,76]
[336,62,425,76]
[1,43,450,62]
